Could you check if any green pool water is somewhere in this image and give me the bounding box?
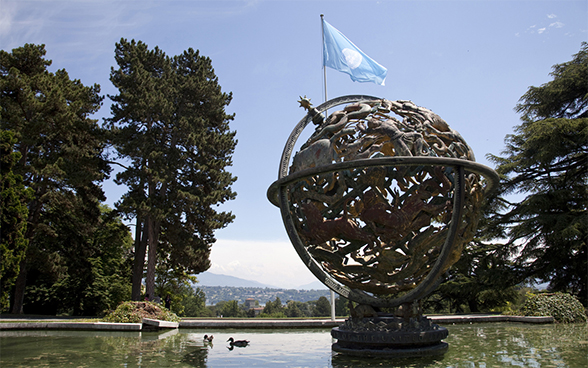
[1,323,586,367]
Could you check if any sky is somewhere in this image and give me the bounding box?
[2,0,586,289]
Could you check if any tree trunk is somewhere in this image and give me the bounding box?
[131,218,147,301]
[11,188,44,314]
[11,260,27,314]
[144,217,160,300]
[468,299,479,313]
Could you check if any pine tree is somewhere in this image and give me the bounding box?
[487,42,587,303]
[0,131,33,311]
[313,296,331,317]
[1,44,109,313]
[107,39,237,300]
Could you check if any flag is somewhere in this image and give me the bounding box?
[322,19,387,85]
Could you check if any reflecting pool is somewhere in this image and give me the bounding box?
[1,323,586,367]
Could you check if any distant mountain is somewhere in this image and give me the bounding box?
[192,272,328,290]
[297,280,328,290]
[194,272,277,288]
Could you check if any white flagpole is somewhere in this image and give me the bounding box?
[321,14,328,104]
[321,13,336,322]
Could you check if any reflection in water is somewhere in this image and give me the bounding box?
[0,323,586,367]
[332,323,587,368]
[0,330,210,367]
[181,347,208,367]
[331,353,444,368]
[444,323,587,368]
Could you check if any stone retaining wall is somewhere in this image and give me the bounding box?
[0,314,554,331]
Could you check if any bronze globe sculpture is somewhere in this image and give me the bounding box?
[268,95,499,357]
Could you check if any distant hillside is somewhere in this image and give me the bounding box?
[297,280,327,290]
[194,272,327,290]
[194,272,276,288]
[198,286,332,306]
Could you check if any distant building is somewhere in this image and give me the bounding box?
[244,298,257,309]
[244,298,265,316]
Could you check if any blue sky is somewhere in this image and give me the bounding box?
[2,0,586,288]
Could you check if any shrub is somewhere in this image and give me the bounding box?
[102,301,181,323]
[521,292,586,323]
[258,312,287,318]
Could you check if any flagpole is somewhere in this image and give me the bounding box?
[321,13,336,322]
[321,14,328,104]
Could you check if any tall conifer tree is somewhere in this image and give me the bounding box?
[0,131,32,311]
[107,39,237,300]
[487,42,587,303]
[1,44,108,313]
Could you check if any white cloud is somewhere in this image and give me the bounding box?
[0,2,16,37]
[209,238,319,288]
[0,1,55,48]
[524,14,565,36]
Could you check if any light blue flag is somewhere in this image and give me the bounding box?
[322,19,387,85]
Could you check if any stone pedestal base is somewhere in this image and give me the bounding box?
[331,315,448,358]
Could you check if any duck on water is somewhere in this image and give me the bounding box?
[227,337,250,348]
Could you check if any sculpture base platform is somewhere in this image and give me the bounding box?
[332,341,448,358]
[331,315,448,358]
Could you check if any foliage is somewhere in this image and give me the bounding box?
[1,43,110,314]
[313,296,332,317]
[0,130,33,312]
[259,311,287,318]
[22,205,133,316]
[521,292,587,323]
[260,296,285,318]
[103,301,180,323]
[200,286,331,305]
[106,39,237,300]
[284,300,305,317]
[175,285,208,317]
[201,293,344,318]
[486,42,587,304]
[497,287,539,315]
[153,265,199,316]
[218,300,246,318]
[427,239,520,314]
[335,296,350,316]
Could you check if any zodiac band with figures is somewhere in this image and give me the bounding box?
[268,95,498,308]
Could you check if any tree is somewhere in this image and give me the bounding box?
[81,206,133,314]
[313,296,331,317]
[107,39,237,300]
[487,42,587,304]
[261,297,286,317]
[179,286,208,317]
[334,296,349,316]
[21,204,133,316]
[219,300,245,318]
[154,263,200,316]
[0,44,109,313]
[428,240,519,313]
[284,300,304,317]
[0,130,33,311]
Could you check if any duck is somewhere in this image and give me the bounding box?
[227,337,249,347]
[203,334,214,343]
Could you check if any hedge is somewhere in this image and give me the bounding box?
[521,292,586,323]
